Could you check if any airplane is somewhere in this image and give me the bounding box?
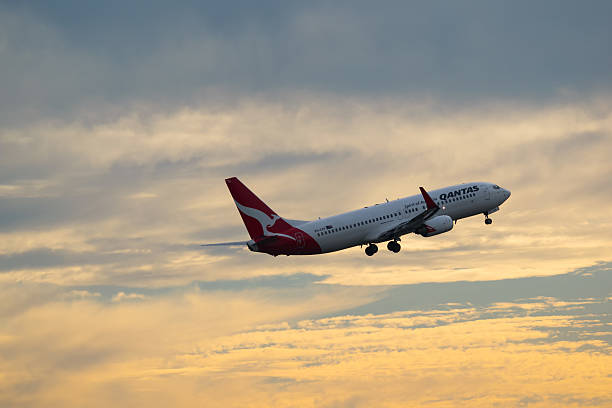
[202,177,511,256]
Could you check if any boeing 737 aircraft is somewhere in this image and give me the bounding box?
[203,177,511,256]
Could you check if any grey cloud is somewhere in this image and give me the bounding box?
[2,1,612,124]
[38,273,330,303]
[0,248,105,272]
[340,261,612,316]
[0,195,111,231]
[208,150,355,177]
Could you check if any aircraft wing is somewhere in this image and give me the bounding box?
[367,187,440,243]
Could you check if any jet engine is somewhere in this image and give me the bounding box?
[418,215,453,237]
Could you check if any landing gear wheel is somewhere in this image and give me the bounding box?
[365,244,378,256]
[485,218,492,225]
[387,241,401,253]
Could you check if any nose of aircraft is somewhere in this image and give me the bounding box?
[502,188,511,201]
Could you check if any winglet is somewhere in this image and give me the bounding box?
[419,187,438,210]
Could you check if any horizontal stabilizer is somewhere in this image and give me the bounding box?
[200,241,247,247]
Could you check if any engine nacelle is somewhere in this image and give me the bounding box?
[418,215,453,237]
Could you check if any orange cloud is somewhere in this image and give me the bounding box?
[1,288,609,408]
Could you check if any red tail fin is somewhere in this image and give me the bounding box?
[225,177,291,240]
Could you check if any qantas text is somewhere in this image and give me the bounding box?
[438,185,479,201]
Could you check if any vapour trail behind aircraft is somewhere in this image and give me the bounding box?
[203,178,511,256]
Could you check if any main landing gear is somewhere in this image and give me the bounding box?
[365,241,401,256]
[365,244,378,256]
[387,240,401,253]
[484,212,493,225]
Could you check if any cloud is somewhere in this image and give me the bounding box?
[2,2,612,125]
[111,292,147,302]
[2,3,611,406]
[0,265,610,407]
[0,94,610,287]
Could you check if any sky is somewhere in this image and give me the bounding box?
[1,1,611,407]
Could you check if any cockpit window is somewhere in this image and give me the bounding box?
[493,185,501,189]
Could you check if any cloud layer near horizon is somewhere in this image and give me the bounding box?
[1,264,610,408]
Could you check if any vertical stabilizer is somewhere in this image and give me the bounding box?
[225,177,291,240]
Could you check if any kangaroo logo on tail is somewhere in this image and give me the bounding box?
[225,177,296,241]
[234,201,296,241]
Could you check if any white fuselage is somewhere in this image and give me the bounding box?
[299,182,510,253]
